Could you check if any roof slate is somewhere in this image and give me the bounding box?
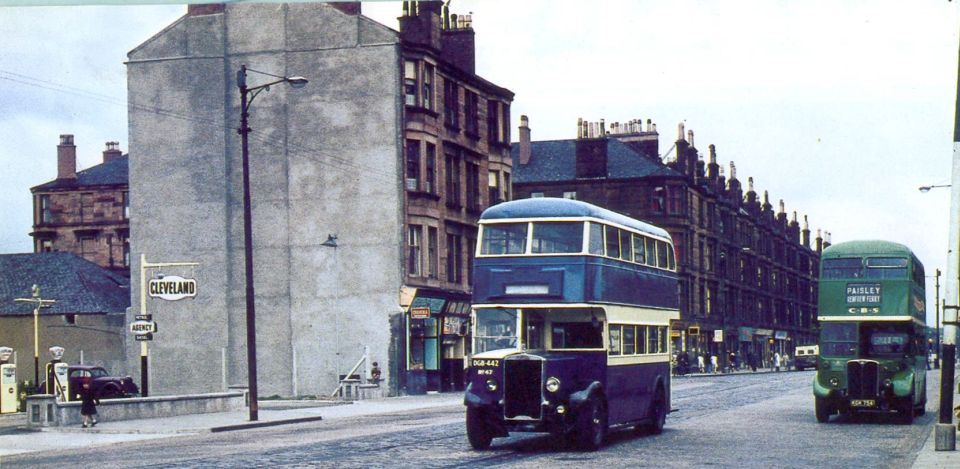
[0,252,130,316]
[32,155,128,191]
[512,139,681,183]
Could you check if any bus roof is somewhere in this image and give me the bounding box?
[481,198,671,240]
[821,240,914,259]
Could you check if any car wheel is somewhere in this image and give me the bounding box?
[101,385,122,399]
[576,395,607,451]
[466,408,493,450]
[815,396,830,423]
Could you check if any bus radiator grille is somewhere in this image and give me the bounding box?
[847,360,880,399]
[504,358,543,420]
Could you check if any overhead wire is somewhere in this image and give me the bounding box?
[0,68,399,184]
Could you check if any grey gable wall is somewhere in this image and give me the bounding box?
[126,3,403,396]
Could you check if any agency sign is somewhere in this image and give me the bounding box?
[148,275,197,301]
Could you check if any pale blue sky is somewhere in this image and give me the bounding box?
[0,1,957,327]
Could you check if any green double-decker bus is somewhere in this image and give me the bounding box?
[813,240,927,424]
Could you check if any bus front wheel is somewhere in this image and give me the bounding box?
[898,396,915,425]
[466,408,493,450]
[815,396,830,423]
[575,396,607,451]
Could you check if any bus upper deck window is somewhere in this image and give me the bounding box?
[481,223,527,255]
[656,240,668,268]
[865,257,908,279]
[632,235,646,264]
[822,258,863,279]
[588,223,604,255]
[531,222,583,254]
[605,225,620,259]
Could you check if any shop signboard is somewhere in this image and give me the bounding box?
[411,307,431,319]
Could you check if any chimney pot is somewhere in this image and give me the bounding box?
[678,122,685,141]
[687,129,694,147]
[519,115,532,165]
[102,141,123,163]
[57,134,77,180]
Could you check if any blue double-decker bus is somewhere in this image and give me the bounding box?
[464,198,679,450]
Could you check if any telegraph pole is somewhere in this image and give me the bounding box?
[935,27,960,451]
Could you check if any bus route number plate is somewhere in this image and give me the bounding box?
[850,399,875,407]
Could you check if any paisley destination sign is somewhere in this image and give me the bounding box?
[845,283,881,304]
[148,275,197,301]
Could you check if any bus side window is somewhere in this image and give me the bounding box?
[645,238,657,267]
[667,245,676,271]
[605,225,620,259]
[620,230,633,261]
[633,234,646,264]
[609,325,622,355]
[647,325,657,353]
[636,326,647,354]
[656,241,669,269]
[623,326,636,355]
[589,223,604,255]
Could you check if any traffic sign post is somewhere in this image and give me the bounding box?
[137,254,200,398]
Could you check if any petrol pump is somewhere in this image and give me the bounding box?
[45,346,68,401]
[0,346,17,414]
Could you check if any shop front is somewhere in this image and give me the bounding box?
[402,288,471,394]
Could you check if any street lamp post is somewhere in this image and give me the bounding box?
[936,268,942,369]
[14,285,55,387]
[236,65,307,421]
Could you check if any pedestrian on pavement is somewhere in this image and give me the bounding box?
[369,362,382,384]
[697,354,705,373]
[79,382,99,428]
[749,352,758,372]
[728,351,737,372]
[710,354,719,374]
[774,351,782,372]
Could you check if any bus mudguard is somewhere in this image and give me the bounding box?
[812,376,836,399]
[464,382,498,408]
[891,370,915,398]
[569,381,604,411]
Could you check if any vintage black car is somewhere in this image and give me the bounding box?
[67,365,139,399]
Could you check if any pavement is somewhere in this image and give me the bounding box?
[0,391,464,457]
[0,374,958,467]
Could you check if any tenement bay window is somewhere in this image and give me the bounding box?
[444,78,460,129]
[488,170,501,205]
[447,233,463,283]
[408,225,423,277]
[406,139,421,191]
[464,90,479,137]
[404,60,418,106]
[422,64,434,111]
[425,143,436,194]
[427,227,439,279]
[466,161,480,212]
[486,100,499,145]
[445,150,461,208]
[38,194,52,224]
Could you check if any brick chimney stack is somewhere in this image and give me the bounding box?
[57,134,77,180]
[519,115,532,165]
[103,141,122,163]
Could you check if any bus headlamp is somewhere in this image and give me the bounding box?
[545,377,561,393]
[556,405,566,414]
[883,379,892,388]
[829,377,839,387]
[486,379,498,392]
